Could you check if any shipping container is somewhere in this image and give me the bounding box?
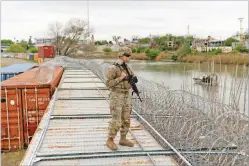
[22,53,25,59]
[15,53,18,59]
[1,66,64,150]
[29,54,34,61]
[1,63,37,82]
[38,46,54,58]
[22,88,51,144]
[34,53,38,62]
[1,88,24,152]
[18,53,22,59]
[38,58,44,64]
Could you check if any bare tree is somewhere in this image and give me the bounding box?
[112,36,121,45]
[48,18,91,56]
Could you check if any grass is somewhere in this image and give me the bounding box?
[182,53,248,65]
[1,63,7,67]
[1,150,26,166]
[71,51,248,65]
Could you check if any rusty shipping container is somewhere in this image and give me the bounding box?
[38,46,55,58]
[34,53,39,62]
[1,66,63,151]
[1,89,24,152]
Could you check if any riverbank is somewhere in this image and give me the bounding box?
[182,53,248,65]
[1,58,36,67]
[72,52,173,61]
[72,52,248,65]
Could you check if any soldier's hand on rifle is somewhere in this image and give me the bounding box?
[120,72,127,80]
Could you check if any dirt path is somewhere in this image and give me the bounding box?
[1,58,35,67]
[1,150,26,166]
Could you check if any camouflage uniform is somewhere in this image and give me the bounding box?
[106,47,134,141]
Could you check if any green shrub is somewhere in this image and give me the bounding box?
[235,44,248,53]
[132,48,137,53]
[159,44,169,52]
[172,54,178,61]
[208,48,223,55]
[176,44,191,60]
[145,49,160,59]
[145,48,150,54]
[29,47,38,53]
[137,47,147,53]
[103,47,112,52]
[7,44,26,53]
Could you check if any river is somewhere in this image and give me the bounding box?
[103,59,249,116]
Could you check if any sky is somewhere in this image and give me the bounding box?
[1,1,248,42]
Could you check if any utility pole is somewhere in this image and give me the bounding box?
[187,25,190,36]
[238,17,244,43]
[86,0,90,56]
[87,0,90,43]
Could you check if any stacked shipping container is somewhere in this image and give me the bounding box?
[1,65,63,152]
[1,63,37,82]
[10,46,55,62]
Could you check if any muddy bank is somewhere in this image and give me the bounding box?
[1,150,26,166]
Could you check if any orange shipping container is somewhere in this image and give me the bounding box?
[38,46,55,58]
[1,66,63,150]
[22,53,25,59]
[34,54,38,62]
[38,58,44,64]
[1,89,24,152]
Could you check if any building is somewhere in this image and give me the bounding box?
[192,38,232,53]
[1,44,10,52]
[232,40,249,49]
[34,38,54,47]
[166,41,174,48]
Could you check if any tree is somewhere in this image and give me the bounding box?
[224,37,239,46]
[28,36,33,48]
[207,36,212,41]
[48,18,91,56]
[19,40,29,50]
[244,29,249,40]
[138,37,150,44]
[1,39,14,45]
[95,40,108,45]
[29,47,38,53]
[112,36,121,45]
[165,34,173,41]
[7,44,26,53]
[109,41,113,45]
[101,40,108,45]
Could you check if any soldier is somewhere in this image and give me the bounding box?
[105,46,134,150]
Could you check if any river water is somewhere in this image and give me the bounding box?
[103,59,249,116]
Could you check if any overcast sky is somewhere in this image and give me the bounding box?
[1,1,248,42]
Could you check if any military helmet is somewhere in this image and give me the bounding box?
[118,46,132,57]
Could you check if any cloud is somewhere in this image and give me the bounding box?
[1,1,248,41]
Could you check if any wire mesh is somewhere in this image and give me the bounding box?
[47,56,249,166]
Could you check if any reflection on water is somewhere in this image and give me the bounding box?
[103,59,248,115]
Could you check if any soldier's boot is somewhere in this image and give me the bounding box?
[106,137,118,150]
[119,135,134,147]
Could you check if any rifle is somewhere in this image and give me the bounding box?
[121,63,142,102]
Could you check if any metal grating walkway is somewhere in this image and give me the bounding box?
[20,67,192,166]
